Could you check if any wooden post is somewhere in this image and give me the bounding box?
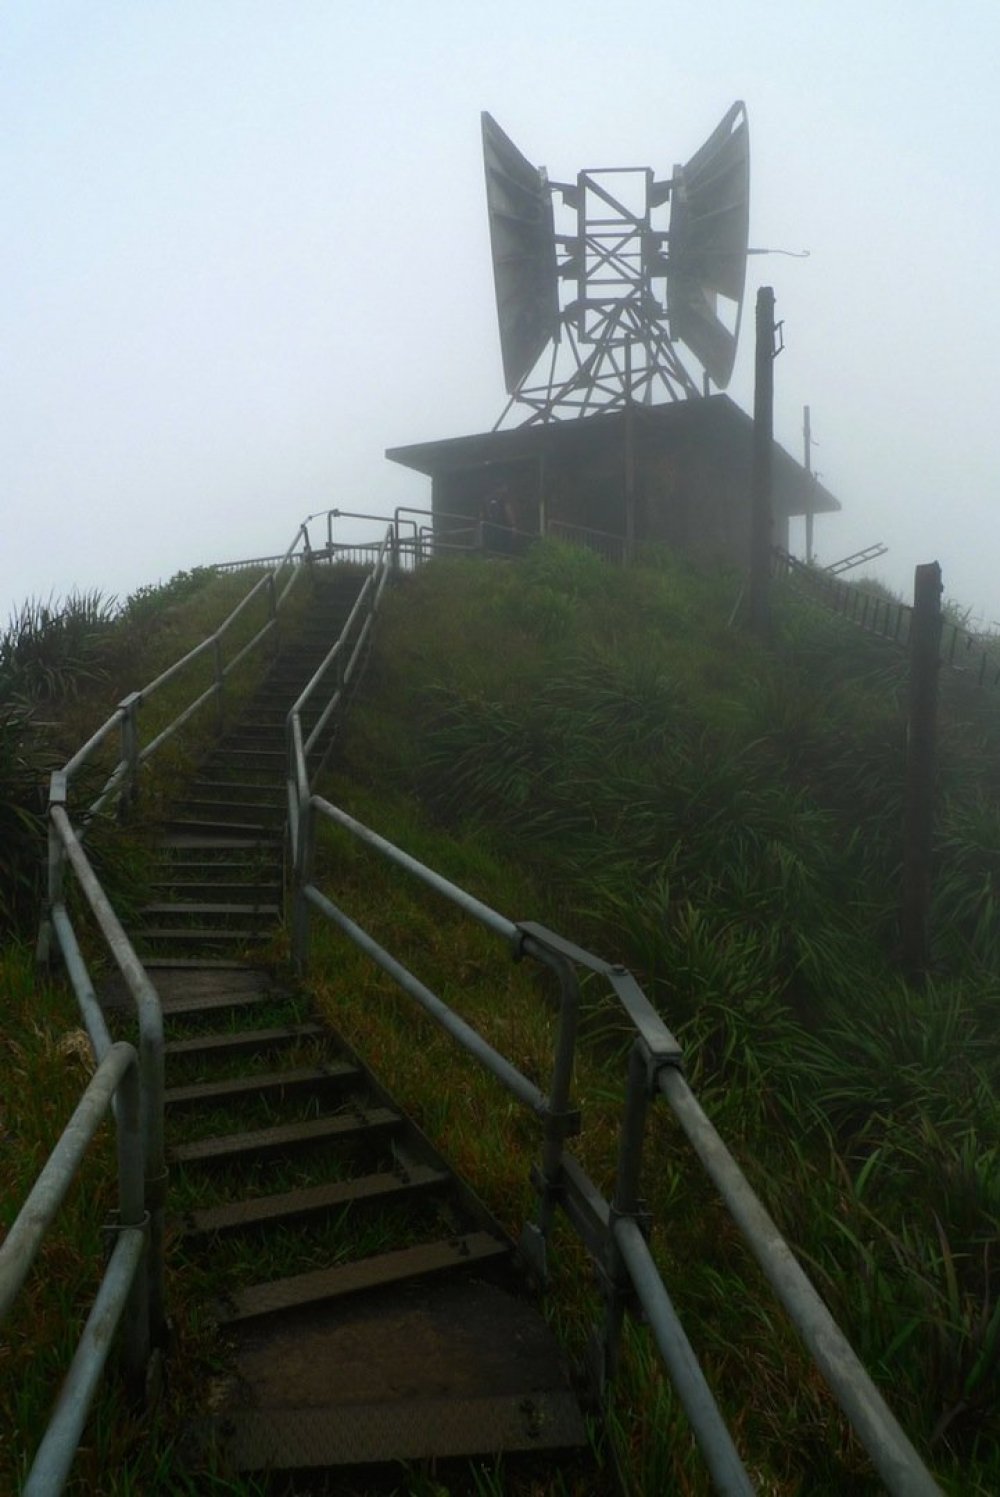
[803,404,815,565]
[901,561,942,983]
[749,287,776,636]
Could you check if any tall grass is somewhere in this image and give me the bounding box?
[322,541,1000,1490]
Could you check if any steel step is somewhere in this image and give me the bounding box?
[181,1163,448,1237]
[149,883,281,902]
[164,1022,325,1064]
[170,1105,400,1166]
[220,1232,509,1324]
[139,927,267,944]
[164,1061,358,1112]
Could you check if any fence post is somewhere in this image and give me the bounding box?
[901,562,942,983]
[749,286,777,637]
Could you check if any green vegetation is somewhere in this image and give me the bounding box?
[301,542,1000,1493]
[4,540,1000,1492]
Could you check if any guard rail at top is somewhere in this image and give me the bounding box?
[282,523,940,1494]
[775,548,1000,687]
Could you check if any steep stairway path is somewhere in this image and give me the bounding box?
[110,565,587,1483]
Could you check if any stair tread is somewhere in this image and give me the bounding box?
[221,1232,508,1323]
[165,1061,356,1107]
[169,1104,399,1164]
[164,1022,324,1059]
[182,1163,448,1235]
[143,902,282,916]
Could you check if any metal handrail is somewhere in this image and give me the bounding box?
[289,798,940,1494]
[0,1041,149,1495]
[26,513,323,1489]
[281,522,940,1491]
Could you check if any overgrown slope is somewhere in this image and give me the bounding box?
[317,542,1000,1492]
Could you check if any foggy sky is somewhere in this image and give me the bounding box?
[4,3,999,621]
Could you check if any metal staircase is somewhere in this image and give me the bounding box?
[122,562,587,1481]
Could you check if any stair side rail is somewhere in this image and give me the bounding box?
[288,789,941,1494]
[0,1040,149,1495]
[28,513,316,1479]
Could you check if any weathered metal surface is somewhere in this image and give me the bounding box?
[169,1105,399,1166]
[202,1277,584,1468]
[182,1164,449,1238]
[222,1232,509,1324]
[163,1023,325,1064]
[164,1061,358,1112]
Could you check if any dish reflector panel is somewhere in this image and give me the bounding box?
[667,101,750,388]
[482,112,560,394]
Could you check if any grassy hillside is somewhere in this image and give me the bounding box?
[4,542,999,1493]
[307,542,1000,1493]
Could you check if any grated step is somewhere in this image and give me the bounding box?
[220,1232,509,1324]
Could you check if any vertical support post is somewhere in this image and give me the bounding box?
[116,1056,150,1401]
[901,562,942,983]
[517,945,579,1287]
[212,636,224,734]
[803,404,815,565]
[37,771,68,967]
[266,571,279,661]
[598,1040,650,1389]
[748,286,776,638]
[118,693,141,819]
[292,795,315,973]
[623,348,636,563]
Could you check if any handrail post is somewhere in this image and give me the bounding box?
[115,1055,151,1401]
[118,692,141,819]
[37,771,68,967]
[267,571,279,661]
[292,794,315,973]
[598,1040,651,1389]
[517,941,579,1286]
[212,636,224,733]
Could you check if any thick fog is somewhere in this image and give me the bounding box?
[3,3,998,620]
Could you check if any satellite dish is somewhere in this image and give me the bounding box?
[666,101,750,389]
[481,112,560,394]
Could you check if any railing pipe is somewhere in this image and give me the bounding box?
[613,1218,754,1497]
[50,904,112,1062]
[310,796,518,943]
[302,885,548,1115]
[50,801,165,1343]
[657,1067,941,1497]
[62,710,126,783]
[22,1227,147,1497]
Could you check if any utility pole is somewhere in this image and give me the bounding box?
[901,561,943,984]
[803,404,815,565]
[748,286,777,636]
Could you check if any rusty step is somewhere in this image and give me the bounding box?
[180,1163,448,1238]
[164,1022,325,1064]
[169,1105,400,1166]
[220,1231,509,1324]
